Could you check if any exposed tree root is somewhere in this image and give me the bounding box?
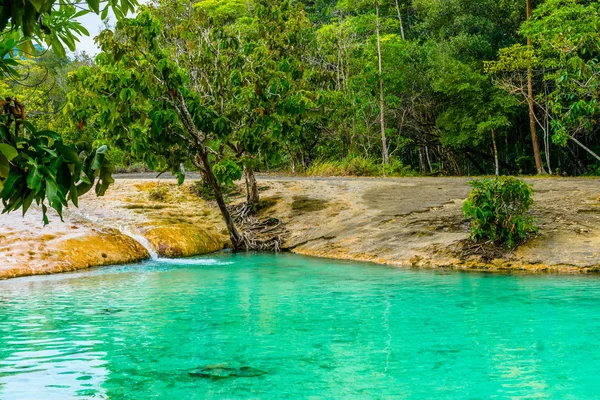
[230,202,287,252]
[455,239,509,262]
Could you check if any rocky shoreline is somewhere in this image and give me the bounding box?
[1,176,599,279]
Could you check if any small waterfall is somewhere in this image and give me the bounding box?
[66,208,159,261]
[119,227,159,261]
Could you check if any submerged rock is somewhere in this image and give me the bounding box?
[189,365,267,380]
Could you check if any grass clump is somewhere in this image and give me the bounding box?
[462,177,537,248]
[148,185,170,202]
[305,157,416,177]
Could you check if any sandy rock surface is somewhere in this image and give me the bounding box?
[255,176,600,273]
[1,175,599,278]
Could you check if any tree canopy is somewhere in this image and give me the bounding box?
[0,0,137,222]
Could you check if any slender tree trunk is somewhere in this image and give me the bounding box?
[196,151,243,250]
[175,92,242,249]
[570,135,600,163]
[425,145,433,173]
[394,0,406,40]
[337,14,343,91]
[492,129,499,176]
[565,143,586,175]
[375,2,389,164]
[526,0,545,175]
[418,146,426,173]
[244,165,260,205]
[462,151,487,175]
[543,74,552,174]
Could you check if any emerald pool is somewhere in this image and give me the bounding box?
[1,253,600,398]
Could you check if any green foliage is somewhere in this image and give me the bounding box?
[0,0,135,222]
[212,159,243,186]
[148,185,169,202]
[523,0,600,146]
[587,164,600,176]
[306,156,415,177]
[462,177,537,248]
[189,181,241,203]
[0,0,137,63]
[0,107,113,223]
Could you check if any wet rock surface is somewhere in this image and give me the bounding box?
[0,179,228,279]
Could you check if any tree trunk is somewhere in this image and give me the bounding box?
[526,0,545,175]
[462,150,487,175]
[245,165,260,205]
[543,74,553,174]
[337,14,343,91]
[565,143,586,175]
[570,135,600,164]
[175,92,243,249]
[196,150,243,250]
[375,2,389,164]
[418,146,426,174]
[425,145,433,173]
[492,129,499,176]
[394,0,406,40]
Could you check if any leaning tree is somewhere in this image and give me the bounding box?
[69,0,327,248]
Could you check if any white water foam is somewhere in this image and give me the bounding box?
[155,258,232,266]
[117,226,230,266]
[118,227,159,261]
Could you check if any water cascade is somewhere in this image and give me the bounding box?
[119,227,159,261]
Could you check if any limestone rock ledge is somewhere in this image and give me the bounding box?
[142,225,226,258]
[0,179,228,280]
[0,229,150,280]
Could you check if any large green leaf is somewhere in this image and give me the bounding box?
[0,144,18,161]
[0,154,9,192]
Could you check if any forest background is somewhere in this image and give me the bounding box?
[1,0,600,228]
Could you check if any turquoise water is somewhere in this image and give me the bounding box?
[1,254,600,399]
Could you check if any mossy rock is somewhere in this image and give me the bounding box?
[291,196,328,212]
[142,225,227,258]
[57,230,150,268]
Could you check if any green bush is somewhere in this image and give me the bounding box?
[462,177,537,248]
[305,157,416,177]
[379,159,418,177]
[588,165,600,176]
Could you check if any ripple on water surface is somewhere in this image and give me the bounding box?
[1,253,600,399]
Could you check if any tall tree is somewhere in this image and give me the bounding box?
[525,0,545,174]
[69,9,245,248]
[69,0,325,247]
[375,1,389,164]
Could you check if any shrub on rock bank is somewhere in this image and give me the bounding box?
[305,157,417,177]
[463,177,537,248]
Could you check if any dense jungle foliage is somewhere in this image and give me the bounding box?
[1,0,599,234]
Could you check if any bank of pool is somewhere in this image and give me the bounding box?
[1,253,599,398]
